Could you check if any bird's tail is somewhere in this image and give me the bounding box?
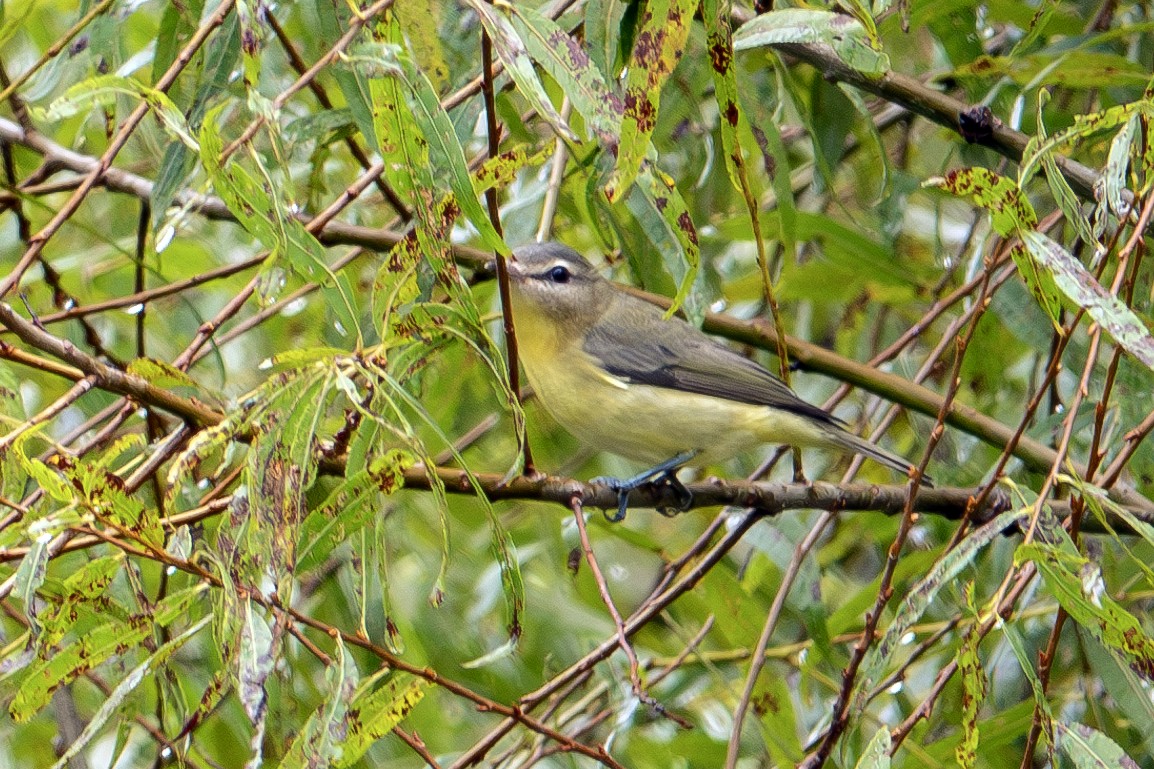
[822,426,933,487]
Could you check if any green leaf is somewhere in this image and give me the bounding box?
[1083,632,1154,759]
[297,450,412,574]
[49,616,211,769]
[1018,101,1149,188]
[853,727,892,769]
[333,672,428,767]
[853,508,1020,716]
[199,109,362,344]
[276,635,358,769]
[605,0,697,202]
[393,0,449,93]
[1055,721,1140,769]
[10,586,205,721]
[702,0,745,193]
[932,167,1038,236]
[320,0,378,150]
[466,0,577,141]
[956,621,988,768]
[1000,618,1054,741]
[1103,115,1138,218]
[31,74,199,149]
[733,9,889,77]
[37,555,121,648]
[506,4,622,143]
[629,166,700,319]
[1022,230,1154,371]
[12,535,51,639]
[237,598,274,723]
[391,49,508,255]
[1016,534,1154,681]
[954,52,1151,90]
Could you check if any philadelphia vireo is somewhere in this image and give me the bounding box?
[507,242,930,519]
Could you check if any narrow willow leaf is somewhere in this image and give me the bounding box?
[474,145,538,196]
[1103,115,1137,218]
[932,169,1062,327]
[49,616,211,769]
[373,237,423,343]
[1016,534,1154,681]
[1031,93,1096,247]
[333,673,428,767]
[854,727,892,769]
[38,555,121,648]
[466,0,577,141]
[605,0,696,202]
[1022,230,1154,371]
[394,52,508,255]
[0,363,26,501]
[13,434,73,504]
[733,9,890,77]
[297,450,412,574]
[956,623,988,768]
[320,1,378,150]
[584,0,625,77]
[1056,721,1140,769]
[932,167,1038,236]
[357,360,524,640]
[238,598,274,723]
[51,453,163,547]
[752,109,798,262]
[1083,633,1154,758]
[702,0,744,193]
[957,52,1149,90]
[199,110,362,343]
[239,366,331,594]
[10,586,205,721]
[839,83,889,203]
[853,508,1020,716]
[235,0,263,88]
[32,74,199,149]
[999,619,1054,739]
[629,166,700,320]
[276,636,357,769]
[13,536,51,639]
[393,0,449,93]
[1018,101,1148,187]
[506,3,622,143]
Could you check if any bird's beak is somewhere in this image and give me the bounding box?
[504,257,526,280]
[483,256,524,280]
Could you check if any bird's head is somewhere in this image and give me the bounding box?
[507,243,610,331]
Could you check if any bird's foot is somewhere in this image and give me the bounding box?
[654,470,694,517]
[592,450,697,522]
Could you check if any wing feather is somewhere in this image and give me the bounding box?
[583,296,839,426]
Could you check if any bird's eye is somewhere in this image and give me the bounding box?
[547,265,571,283]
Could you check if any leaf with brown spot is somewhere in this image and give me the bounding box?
[9,586,205,722]
[1017,533,1154,682]
[733,9,889,77]
[1023,231,1154,371]
[605,0,697,202]
[506,4,622,146]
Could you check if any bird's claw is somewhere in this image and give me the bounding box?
[591,453,697,522]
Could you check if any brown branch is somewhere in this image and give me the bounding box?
[770,42,1106,202]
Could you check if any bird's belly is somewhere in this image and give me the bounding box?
[523,353,812,466]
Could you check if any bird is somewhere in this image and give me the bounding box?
[505,242,930,520]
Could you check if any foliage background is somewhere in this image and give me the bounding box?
[1,0,1154,767]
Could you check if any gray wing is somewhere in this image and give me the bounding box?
[584,297,840,425]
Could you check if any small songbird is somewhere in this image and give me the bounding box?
[506,242,929,519]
